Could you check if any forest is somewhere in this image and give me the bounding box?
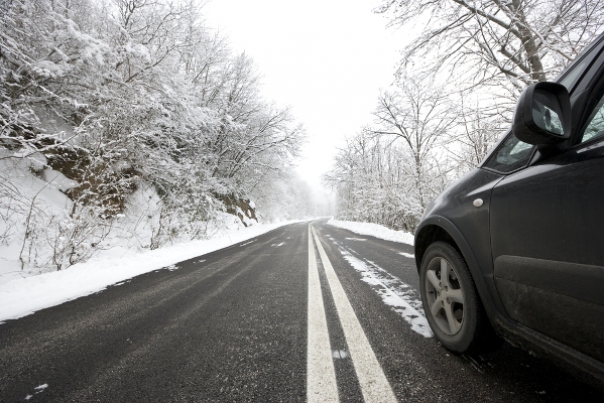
[1,0,603,273]
[1,0,313,271]
[325,0,603,232]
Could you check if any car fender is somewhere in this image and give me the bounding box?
[415,215,507,326]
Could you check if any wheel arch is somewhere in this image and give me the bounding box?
[414,216,500,322]
[415,224,459,272]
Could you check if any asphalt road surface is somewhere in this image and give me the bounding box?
[0,221,601,402]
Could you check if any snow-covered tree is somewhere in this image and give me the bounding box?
[377,0,603,91]
[1,0,308,270]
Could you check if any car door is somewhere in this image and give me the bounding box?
[488,49,604,362]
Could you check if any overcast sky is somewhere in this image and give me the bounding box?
[202,0,407,191]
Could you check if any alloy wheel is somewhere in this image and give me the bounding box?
[424,257,465,335]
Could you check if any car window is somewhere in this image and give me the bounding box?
[483,134,534,173]
[580,96,604,143]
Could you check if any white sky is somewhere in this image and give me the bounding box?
[202,0,407,192]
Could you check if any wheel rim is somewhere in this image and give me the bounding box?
[425,257,465,335]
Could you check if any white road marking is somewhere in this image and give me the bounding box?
[332,350,349,359]
[113,281,130,286]
[399,252,414,259]
[25,384,48,400]
[311,227,398,403]
[307,226,339,403]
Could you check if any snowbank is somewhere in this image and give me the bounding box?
[327,219,414,246]
[0,221,299,323]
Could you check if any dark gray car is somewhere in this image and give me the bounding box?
[415,35,603,383]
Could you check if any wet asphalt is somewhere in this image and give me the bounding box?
[0,221,601,402]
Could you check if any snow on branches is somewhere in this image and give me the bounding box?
[0,0,306,271]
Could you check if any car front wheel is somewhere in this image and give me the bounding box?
[420,241,499,353]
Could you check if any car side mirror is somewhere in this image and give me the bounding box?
[512,82,572,145]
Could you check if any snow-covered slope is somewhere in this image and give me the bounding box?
[0,149,302,323]
[0,153,74,280]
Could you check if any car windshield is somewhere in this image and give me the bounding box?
[557,35,603,91]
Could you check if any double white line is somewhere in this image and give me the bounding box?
[307,225,398,403]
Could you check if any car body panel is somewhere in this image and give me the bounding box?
[415,35,604,381]
[415,168,505,315]
[490,135,604,362]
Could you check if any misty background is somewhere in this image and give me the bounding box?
[1,0,602,272]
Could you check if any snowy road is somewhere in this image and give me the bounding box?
[0,221,600,402]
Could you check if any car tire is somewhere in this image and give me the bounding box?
[420,241,500,353]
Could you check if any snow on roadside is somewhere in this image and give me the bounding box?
[327,219,414,246]
[0,221,299,323]
[338,247,432,338]
[325,234,431,338]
